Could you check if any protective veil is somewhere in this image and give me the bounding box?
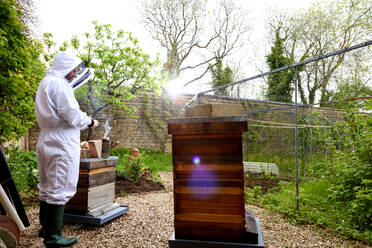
[35,51,91,205]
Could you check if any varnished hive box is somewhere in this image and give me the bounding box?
[66,156,118,213]
[168,116,249,242]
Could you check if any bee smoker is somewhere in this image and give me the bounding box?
[101,138,111,158]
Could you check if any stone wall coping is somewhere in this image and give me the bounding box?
[167,116,248,124]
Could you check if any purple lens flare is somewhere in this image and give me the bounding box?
[192,155,201,165]
[188,155,217,199]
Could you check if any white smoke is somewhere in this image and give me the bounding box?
[104,118,112,138]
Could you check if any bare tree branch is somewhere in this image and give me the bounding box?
[139,0,250,84]
[266,0,371,104]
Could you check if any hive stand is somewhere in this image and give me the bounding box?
[167,105,264,248]
[0,147,29,228]
[64,156,128,226]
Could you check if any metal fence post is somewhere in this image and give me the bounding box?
[294,66,299,211]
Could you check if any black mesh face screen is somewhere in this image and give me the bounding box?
[76,62,86,75]
[71,67,93,90]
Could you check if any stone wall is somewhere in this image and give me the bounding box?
[26,93,347,153]
[27,93,192,153]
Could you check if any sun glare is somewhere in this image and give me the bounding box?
[166,77,185,97]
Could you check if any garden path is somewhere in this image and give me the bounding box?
[21,172,369,248]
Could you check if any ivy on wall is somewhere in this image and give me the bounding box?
[142,92,183,151]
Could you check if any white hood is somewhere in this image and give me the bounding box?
[48,51,81,78]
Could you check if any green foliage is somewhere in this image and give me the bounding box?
[111,148,130,179]
[115,154,143,181]
[210,59,233,96]
[143,93,168,151]
[250,101,372,243]
[42,21,165,120]
[268,0,371,104]
[242,129,262,153]
[245,186,263,203]
[112,147,172,181]
[42,32,57,65]
[110,147,131,156]
[119,191,127,197]
[339,102,371,151]
[137,148,173,172]
[6,146,39,194]
[351,179,372,231]
[244,152,300,178]
[325,80,372,109]
[142,93,181,152]
[328,101,372,232]
[303,110,337,154]
[255,177,372,242]
[126,157,144,181]
[254,179,337,223]
[0,1,45,144]
[265,29,294,103]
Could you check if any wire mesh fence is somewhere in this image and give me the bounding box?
[184,40,372,211]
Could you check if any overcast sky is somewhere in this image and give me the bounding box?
[34,0,318,96]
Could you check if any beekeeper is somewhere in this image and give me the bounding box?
[35,51,98,247]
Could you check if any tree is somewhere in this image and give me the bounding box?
[325,79,372,109]
[43,22,164,140]
[0,1,45,144]
[326,42,372,106]
[267,0,372,104]
[139,0,250,86]
[264,18,309,103]
[265,27,294,103]
[210,59,233,96]
[14,0,38,36]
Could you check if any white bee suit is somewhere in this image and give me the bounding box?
[35,51,91,205]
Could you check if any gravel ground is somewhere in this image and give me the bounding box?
[19,172,370,248]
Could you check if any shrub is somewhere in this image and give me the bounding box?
[0,1,45,144]
[254,101,372,242]
[126,157,143,181]
[328,102,372,233]
[6,147,39,194]
[112,148,145,181]
[351,179,372,231]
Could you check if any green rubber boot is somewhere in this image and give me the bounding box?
[38,201,47,237]
[43,204,77,247]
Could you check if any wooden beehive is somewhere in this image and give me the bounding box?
[168,115,248,242]
[66,156,118,214]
